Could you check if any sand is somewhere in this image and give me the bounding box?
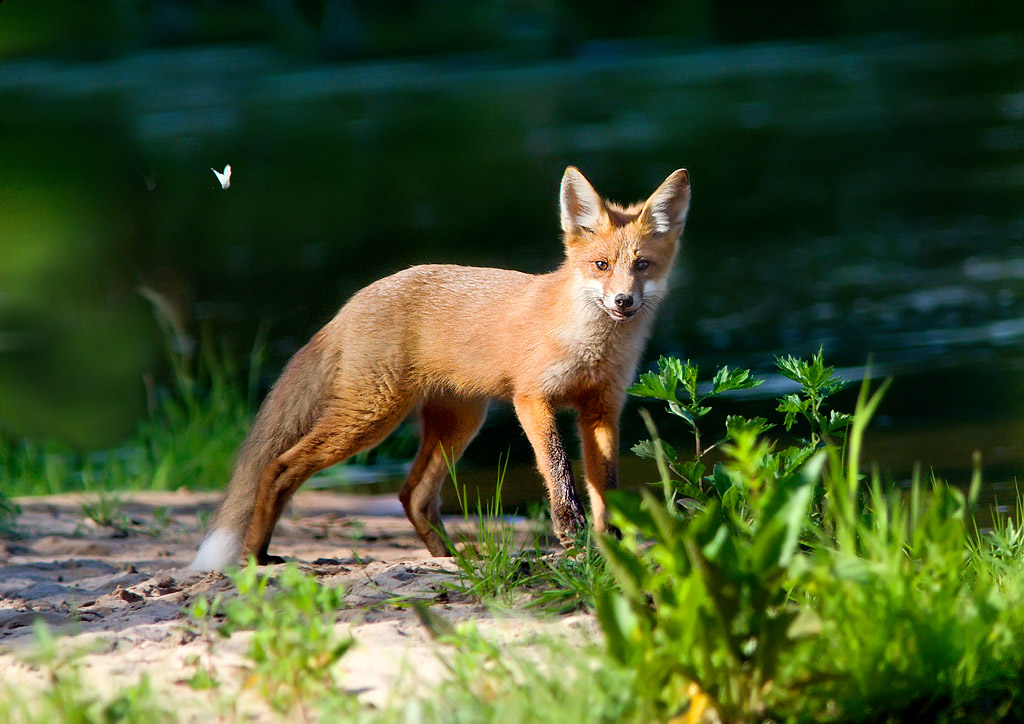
[0,490,596,718]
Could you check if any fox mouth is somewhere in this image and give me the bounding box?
[605,306,637,321]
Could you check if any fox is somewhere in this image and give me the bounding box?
[189,166,691,571]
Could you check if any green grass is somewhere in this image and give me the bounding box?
[440,452,614,613]
[0,307,255,498]
[0,295,415,500]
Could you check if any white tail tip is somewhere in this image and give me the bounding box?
[188,528,242,571]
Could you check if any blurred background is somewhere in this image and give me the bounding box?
[1,0,1023,502]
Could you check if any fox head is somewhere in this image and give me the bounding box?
[560,166,690,322]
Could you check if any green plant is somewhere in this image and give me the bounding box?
[136,292,260,493]
[212,561,354,715]
[628,351,852,525]
[78,483,127,530]
[439,454,614,612]
[379,606,643,724]
[597,352,1024,723]
[775,348,853,446]
[0,621,174,724]
[597,435,823,722]
[0,296,259,498]
[442,455,536,606]
[0,488,19,537]
[183,592,224,691]
[525,529,614,614]
[790,418,1024,722]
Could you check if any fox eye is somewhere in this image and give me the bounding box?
[635,259,650,271]
[595,260,609,271]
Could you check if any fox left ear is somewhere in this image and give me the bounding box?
[640,169,691,236]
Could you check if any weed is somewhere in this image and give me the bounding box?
[149,505,172,535]
[628,350,852,525]
[78,484,127,531]
[439,450,614,612]
[0,296,257,498]
[601,352,1024,723]
[0,489,19,537]
[442,454,537,606]
[183,592,224,691]
[0,621,174,724]
[205,560,354,715]
[526,530,614,614]
[382,606,644,724]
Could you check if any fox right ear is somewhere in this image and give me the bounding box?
[560,167,605,233]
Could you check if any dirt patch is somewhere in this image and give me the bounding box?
[0,490,593,714]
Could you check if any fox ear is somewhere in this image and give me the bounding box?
[640,169,691,236]
[560,166,606,233]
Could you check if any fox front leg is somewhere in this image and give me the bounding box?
[577,394,622,533]
[513,395,587,544]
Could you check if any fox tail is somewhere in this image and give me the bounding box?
[188,344,327,571]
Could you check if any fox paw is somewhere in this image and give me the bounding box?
[553,503,587,545]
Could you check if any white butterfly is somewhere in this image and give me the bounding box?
[211,164,231,189]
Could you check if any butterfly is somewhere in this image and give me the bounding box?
[211,164,232,189]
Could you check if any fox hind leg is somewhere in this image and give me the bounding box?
[400,396,488,556]
[244,400,417,563]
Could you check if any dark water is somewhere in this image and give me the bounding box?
[1,33,1023,503]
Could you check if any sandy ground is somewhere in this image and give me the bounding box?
[0,490,596,717]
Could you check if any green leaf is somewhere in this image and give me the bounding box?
[750,480,814,574]
[627,371,676,401]
[627,357,691,403]
[631,438,679,464]
[777,394,806,430]
[606,488,655,533]
[725,415,773,439]
[683,535,744,662]
[711,463,734,497]
[674,460,706,486]
[640,488,685,551]
[596,587,642,665]
[711,366,765,394]
[596,534,647,603]
[826,409,853,434]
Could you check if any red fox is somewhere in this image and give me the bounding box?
[189,166,690,571]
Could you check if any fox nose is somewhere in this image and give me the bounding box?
[614,294,634,309]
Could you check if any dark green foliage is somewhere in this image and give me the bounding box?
[601,352,1024,723]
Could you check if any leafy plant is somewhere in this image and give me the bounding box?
[597,439,823,722]
[0,621,173,724]
[212,561,354,715]
[184,592,225,691]
[628,356,764,459]
[629,352,852,525]
[597,352,1024,723]
[440,453,613,613]
[775,348,852,445]
[525,529,614,614]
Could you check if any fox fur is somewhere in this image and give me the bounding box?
[189,166,690,570]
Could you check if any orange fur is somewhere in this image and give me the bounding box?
[190,167,691,570]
